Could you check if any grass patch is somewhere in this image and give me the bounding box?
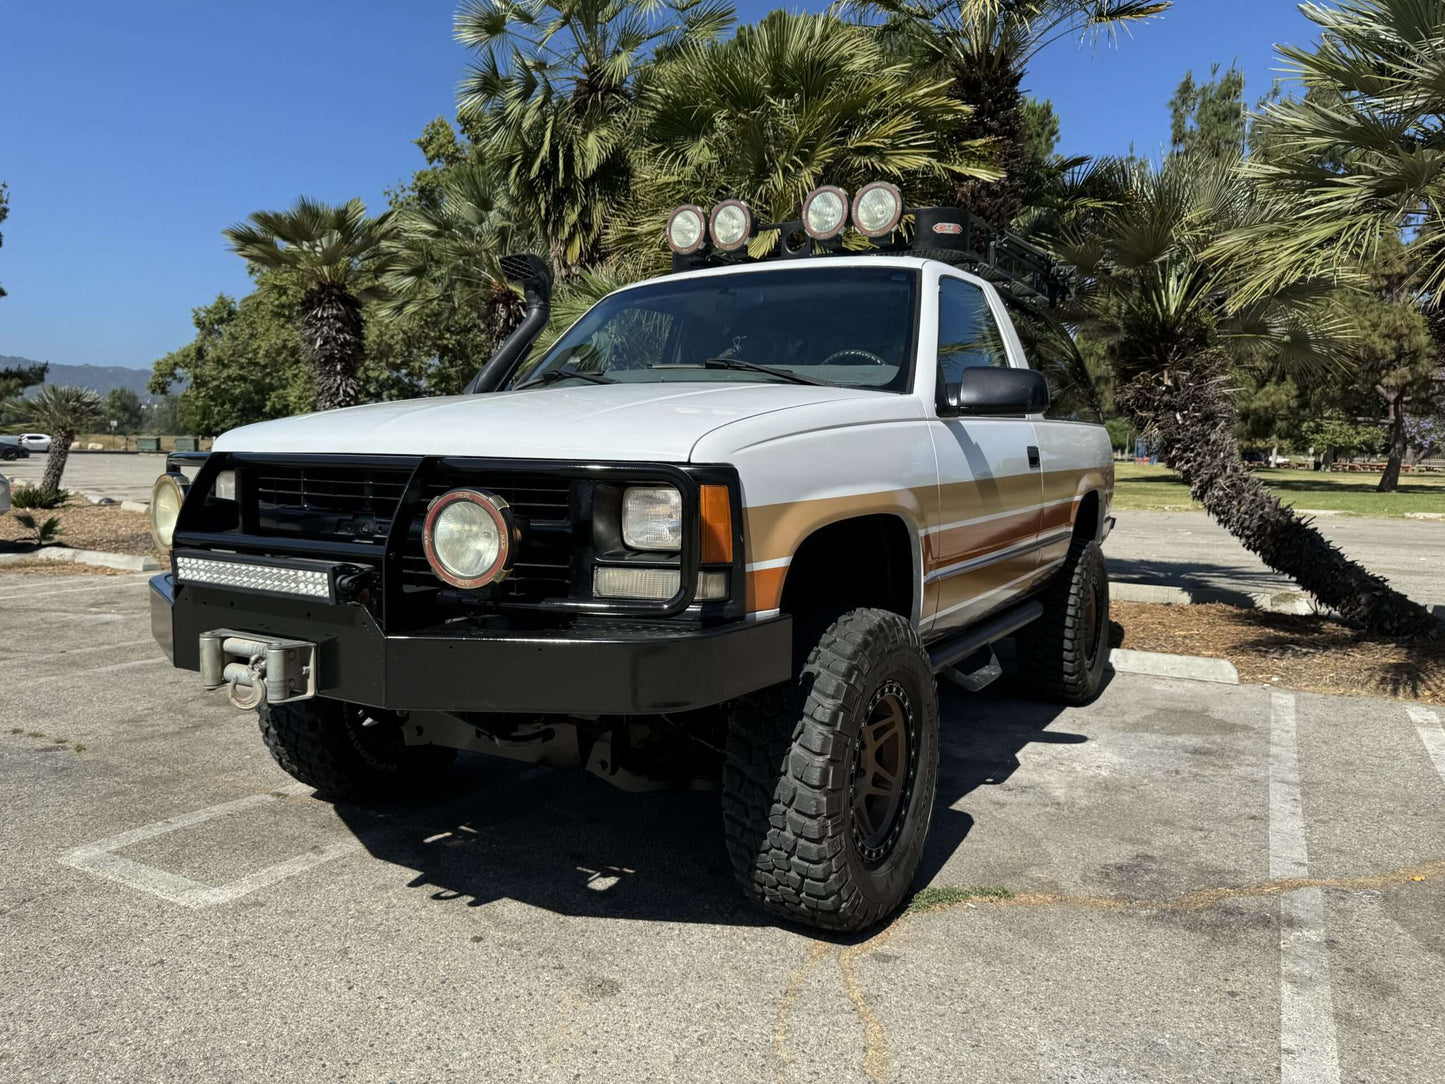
[1113,463,1445,517]
[907,885,1013,913]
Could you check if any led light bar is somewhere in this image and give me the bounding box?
[174,552,347,602]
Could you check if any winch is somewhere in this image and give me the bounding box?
[198,630,317,710]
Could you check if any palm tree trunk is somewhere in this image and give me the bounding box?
[41,430,73,493]
[1377,391,1406,493]
[302,283,365,411]
[948,66,1026,229]
[1118,361,1436,636]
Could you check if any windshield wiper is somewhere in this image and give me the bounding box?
[648,357,836,387]
[516,365,616,389]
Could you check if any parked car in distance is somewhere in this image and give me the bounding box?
[18,433,52,453]
[0,437,31,461]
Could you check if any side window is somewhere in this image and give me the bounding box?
[936,278,1010,389]
[1003,298,1104,425]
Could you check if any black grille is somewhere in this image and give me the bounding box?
[241,461,577,603]
[250,465,411,543]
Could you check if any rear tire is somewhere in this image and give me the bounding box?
[258,699,456,802]
[722,607,940,931]
[1017,537,1109,704]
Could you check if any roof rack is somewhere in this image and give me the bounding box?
[670,206,1074,307]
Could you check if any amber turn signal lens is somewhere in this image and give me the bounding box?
[699,485,733,564]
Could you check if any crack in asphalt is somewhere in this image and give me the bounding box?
[773,857,1444,1084]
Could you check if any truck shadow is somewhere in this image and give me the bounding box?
[331,662,1098,927]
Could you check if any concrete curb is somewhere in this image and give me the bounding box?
[1113,581,1319,616]
[1112,581,1444,620]
[1108,648,1240,685]
[118,500,149,514]
[0,547,160,572]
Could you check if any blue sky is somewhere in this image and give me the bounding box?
[1,0,1318,372]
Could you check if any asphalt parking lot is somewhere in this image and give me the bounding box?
[1,569,1443,1083]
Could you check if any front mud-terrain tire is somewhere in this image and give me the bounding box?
[722,608,940,931]
[259,699,456,802]
[1017,537,1109,705]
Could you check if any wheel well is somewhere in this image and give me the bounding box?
[1074,490,1102,543]
[779,514,914,626]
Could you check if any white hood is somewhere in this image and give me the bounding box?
[213,382,885,462]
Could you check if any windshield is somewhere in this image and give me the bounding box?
[512,266,919,392]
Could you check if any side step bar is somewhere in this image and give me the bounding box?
[927,600,1043,674]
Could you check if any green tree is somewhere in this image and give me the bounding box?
[104,388,145,436]
[148,394,185,436]
[1168,62,1245,160]
[223,197,394,410]
[1232,1,1445,303]
[1053,153,1435,635]
[860,0,1170,227]
[454,0,734,275]
[0,360,46,403]
[625,11,998,259]
[1332,245,1443,491]
[16,385,103,493]
[382,161,529,371]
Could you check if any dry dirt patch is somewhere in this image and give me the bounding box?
[0,502,159,557]
[1112,600,1444,704]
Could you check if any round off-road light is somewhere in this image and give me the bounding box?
[709,200,752,251]
[665,205,707,255]
[149,472,187,551]
[423,488,513,589]
[802,185,848,239]
[852,181,903,238]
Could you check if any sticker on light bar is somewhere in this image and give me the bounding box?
[175,554,340,602]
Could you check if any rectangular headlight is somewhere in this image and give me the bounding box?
[622,486,682,551]
[175,553,341,602]
[593,568,727,602]
[213,470,236,501]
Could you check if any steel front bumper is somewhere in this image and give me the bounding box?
[149,573,791,714]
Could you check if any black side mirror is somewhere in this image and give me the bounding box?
[944,367,1050,416]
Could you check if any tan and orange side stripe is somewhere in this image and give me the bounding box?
[740,468,1103,614]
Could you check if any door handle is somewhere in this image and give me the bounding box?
[1027,445,1041,470]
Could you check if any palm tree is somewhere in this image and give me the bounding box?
[621,10,999,259]
[17,385,102,494]
[1232,1,1445,303]
[381,163,530,354]
[223,198,393,411]
[857,0,1170,227]
[1053,154,1436,635]
[454,0,734,276]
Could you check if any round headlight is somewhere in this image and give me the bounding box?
[150,473,186,551]
[709,200,752,251]
[802,185,848,239]
[422,489,513,589]
[665,205,707,255]
[852,180,903,238]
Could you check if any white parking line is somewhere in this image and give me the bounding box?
[59,782,362,907]
[1406,705,1445,782]
[1270,690,1341,1084]
[0,575,152,602]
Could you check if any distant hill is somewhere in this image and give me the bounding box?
[0,355,182,401]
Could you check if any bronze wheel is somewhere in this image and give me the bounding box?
[849,681,919,867]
